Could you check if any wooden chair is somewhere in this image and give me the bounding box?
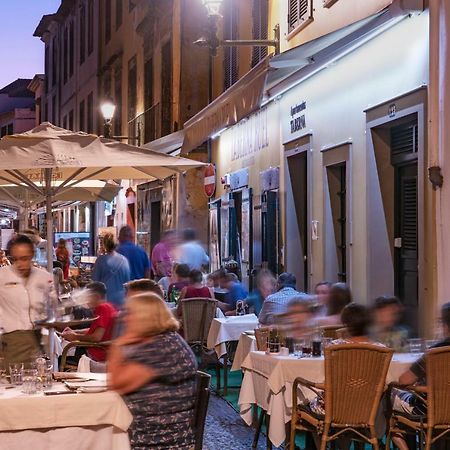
[60,341,110,371]
[386,346,450,450]
[319,325,345,340]
[194,371,211,450]
[290,343,393,450]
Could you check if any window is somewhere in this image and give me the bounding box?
[44,46,49,93]
[251,0,269,67]
[79,100,85,131]
[223,0,239,89]
[129,0,135,12]
[69,110,74,130]
[44,102,48,122]
[69,21,74,77]
[288,0,313,35]
[52,37,57,87]
[161,43,172,136]
[88,0,94,55]
[63,115,68,129]
[87,92,94,134]
[115,0,122,30]
[105,0,112,44]
[114,67,122,137]
[63,26,68,84]
[144,58,155,142]
[52,95,57,125]
[6,124,13,135]
[80,3,86,64]
[0,126,6,138]
[128,57,137,122]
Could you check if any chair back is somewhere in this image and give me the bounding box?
[426,346,450,426]
[194,370,211,450]
[324,343,393,427]
[181,298,217,345]
[255,327,270,351]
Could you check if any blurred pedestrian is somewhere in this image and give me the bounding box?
[92,233,130,308]
[245,269,277,316]
[259,273,303,325]
[108,293,197,449]
[151,230,175,279]
[314,281,332,317]
[371,295,409,351]
[125,279,164,298]
[167,263,191,303]
[217,272,248,315]
[174,228,209,271]
[117,225,151,280]
[56,238,70,279]
[0,234,54,366]
[317,282,352,326]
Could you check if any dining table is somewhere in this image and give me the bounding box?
[238,350,422,447]
[0,372,132,450]
[231,331,257,372]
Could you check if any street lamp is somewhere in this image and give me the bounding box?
[100,100,141,144]
[195,0,279,57]
[100,100,116,139]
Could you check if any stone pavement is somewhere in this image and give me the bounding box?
[203,391,280,450]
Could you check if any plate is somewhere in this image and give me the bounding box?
[77,386,107,393]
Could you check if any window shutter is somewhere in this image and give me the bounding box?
[288,0,313,34]
[251,0,269,67]
[390,119,418,164]
[400,176,418,252]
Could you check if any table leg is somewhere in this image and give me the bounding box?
[223,354,228,396]
[252,409,266,449]
[265,413,272,450]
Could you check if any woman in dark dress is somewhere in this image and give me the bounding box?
[109,292,198,449]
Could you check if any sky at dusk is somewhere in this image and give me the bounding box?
[0,0,61,89]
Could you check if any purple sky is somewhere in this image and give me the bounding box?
[0,0,61,88]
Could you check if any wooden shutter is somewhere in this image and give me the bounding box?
[251,0,269,68]
[288,0,313,34]
[400,176,418,252]
[390,119,418,164]
[323,0,339,8]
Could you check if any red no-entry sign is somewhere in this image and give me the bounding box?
[204,164,216,197]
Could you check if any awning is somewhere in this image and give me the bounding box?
[181,57,271,153]
[141,129,184,155]
[180,0,421,153]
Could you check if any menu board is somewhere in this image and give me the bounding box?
[55,232,91,265]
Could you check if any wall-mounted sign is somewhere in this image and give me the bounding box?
[229,168,249,191]
[229,108,269,162]
[290,101,307,134]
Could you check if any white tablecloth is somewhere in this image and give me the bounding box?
[0,373,132,450]
[239,351,421,447]
[231,332,257,371]
[207,315,259,358]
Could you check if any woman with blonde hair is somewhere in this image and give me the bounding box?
[109,293,197,449]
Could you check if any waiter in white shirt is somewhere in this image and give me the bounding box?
[0,234,53,366]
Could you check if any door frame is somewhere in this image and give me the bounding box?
[284,135,313,292]
[365,88,426,332]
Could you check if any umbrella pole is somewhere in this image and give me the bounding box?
[45,169,53,273]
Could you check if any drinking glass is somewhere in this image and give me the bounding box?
[322,337,333,349]
[293,341,303,358]
[425,340,439,350]
[22,369,38,395]
[312,340,322,357]
[408,338,423,354]
[9,363,24,385]
[0,358,7,383]
[301,338,312,357]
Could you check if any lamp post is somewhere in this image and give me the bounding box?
[196,0,280,57]
[100,100,141,144]
[100,101,116,140]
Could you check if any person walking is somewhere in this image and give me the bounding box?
[151,230,175,279]
[55,238,70,280]
[0,234,54,366]
[173,228,209,271]
[92,233,130,308]
[117,226,151,281]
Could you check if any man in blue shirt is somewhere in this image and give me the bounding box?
[116,226,151,281]
[217,273,248,314]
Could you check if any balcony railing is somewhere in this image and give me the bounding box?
[128,103,161,146]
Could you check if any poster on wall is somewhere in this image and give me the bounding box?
[55,232,91,265]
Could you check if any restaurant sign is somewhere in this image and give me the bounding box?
[290,101,307,135]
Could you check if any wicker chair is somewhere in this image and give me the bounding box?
[60,341,110,371]
[386,346,450,450]
[319,325,345,340]
[194,371,211,450]
[290,343,393,450]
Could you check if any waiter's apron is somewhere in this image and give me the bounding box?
[1,330,41,367]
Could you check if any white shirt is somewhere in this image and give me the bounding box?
[174,241,209,271]
[0,265,54,333]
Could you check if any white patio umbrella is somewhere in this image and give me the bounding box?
[0,122,204,271]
